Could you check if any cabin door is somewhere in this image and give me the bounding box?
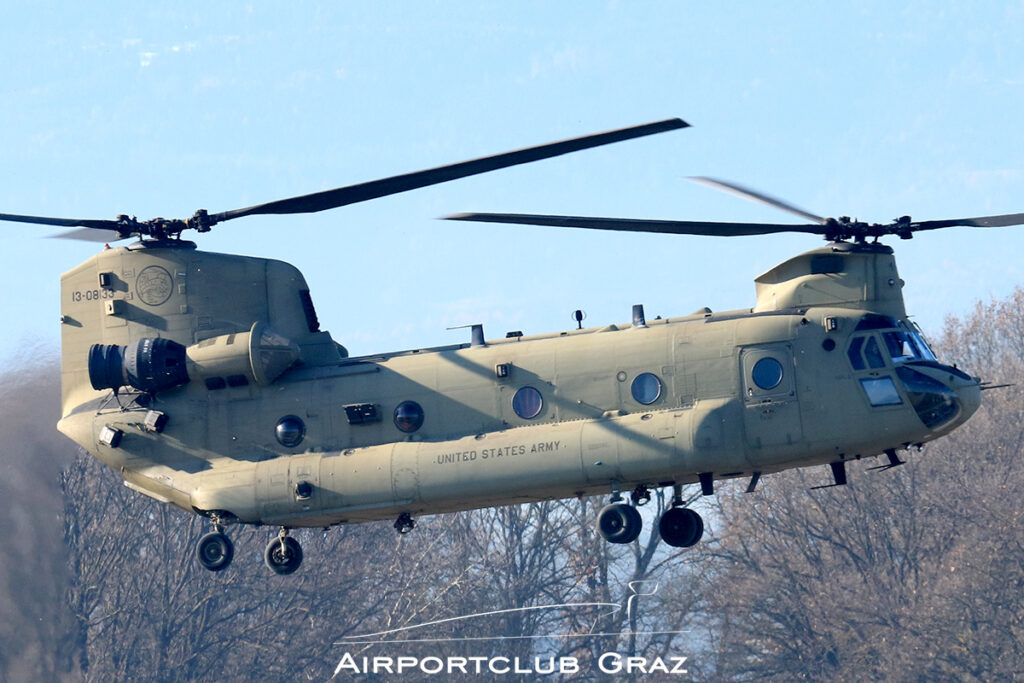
[740,345,803,452]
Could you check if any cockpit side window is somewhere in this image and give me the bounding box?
[863,336,885,369]
[851,330,928,370]
[860,377,903,406]
[847,336,866,370]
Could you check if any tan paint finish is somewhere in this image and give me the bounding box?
[56,240,980,529]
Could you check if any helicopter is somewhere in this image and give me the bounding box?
[1,117,1014,575]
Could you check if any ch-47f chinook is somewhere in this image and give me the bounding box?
[2,118,1015,576]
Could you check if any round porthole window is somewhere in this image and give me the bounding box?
[394,400,425,433]
[512,386,543,419]
[275,415,305,448]
[631,372,662,405]
[752,358,784,390]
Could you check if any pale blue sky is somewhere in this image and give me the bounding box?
[3,2,1024,364]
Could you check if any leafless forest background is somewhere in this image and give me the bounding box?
[2,291,1023,681]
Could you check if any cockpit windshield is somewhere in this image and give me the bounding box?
[906,323,938,361]
[882,327,936,364]
[883,331,918,362]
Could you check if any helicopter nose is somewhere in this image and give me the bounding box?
[953,373,982,422]
[895,363,980,432]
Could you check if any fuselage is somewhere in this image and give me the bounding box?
[56,240,981,528]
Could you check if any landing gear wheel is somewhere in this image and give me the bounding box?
[197,531,234,571]
[659,507,704,548]
[597,503,643,544]
[264,533,303,575]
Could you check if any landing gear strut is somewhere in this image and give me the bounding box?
[868,448,906,472]
[630,485,651,506]
[196,515,234,572]
[264,528,303,575]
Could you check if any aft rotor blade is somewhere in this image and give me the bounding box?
[0,212,122,231]
[444,212,824,237]
[912,212,1024,231]
[209,118,689,224]
[689,176,827,224]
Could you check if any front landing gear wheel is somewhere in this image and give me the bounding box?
[597,503,643,543]
[197,532,234,571]
[659,507,704,548]
[264,532,303,575]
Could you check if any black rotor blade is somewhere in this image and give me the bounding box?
[689,176,827,224]
[0,211,123,231]
[444,212,824,237]
[209,118,688,224]
[911,212,1024,231]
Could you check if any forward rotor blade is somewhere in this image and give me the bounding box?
[444,212,824,237]
[0,212,122,231]
[912,212,1024,231]
[689,176,827,224]
[48,228,125,243]
[210,118,689,224]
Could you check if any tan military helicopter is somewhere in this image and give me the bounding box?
[1,117,1014,575]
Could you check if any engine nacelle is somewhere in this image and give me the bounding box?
[186,322,301,389]
[87,322,300,394]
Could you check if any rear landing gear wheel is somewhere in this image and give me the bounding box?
[597,503,643,544]
[265,531,303,575]
[197,532,234,571]
[658,507,704,548]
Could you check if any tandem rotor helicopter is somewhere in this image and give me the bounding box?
[2,117,1016,575]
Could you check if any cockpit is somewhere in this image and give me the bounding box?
[845,314,976,431]
[846,314,935,370]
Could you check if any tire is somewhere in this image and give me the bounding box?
[264,535,303,575]
[597,503,643,544]
[658,507,704,548]
[197,532,234,572]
